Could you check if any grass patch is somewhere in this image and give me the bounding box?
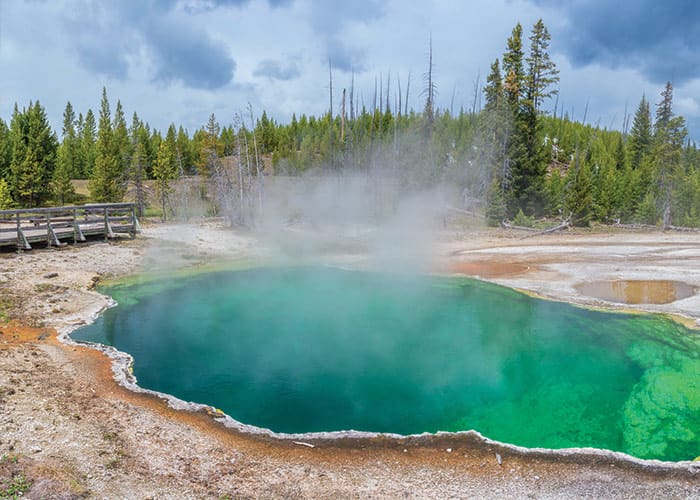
[0,455,18,465]
[0,472,31,499]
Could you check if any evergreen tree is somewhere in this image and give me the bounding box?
[130,139,148,217]
[482,59,510,225]
[504,20,558,217]
[153,139,177,220]
[525,19,559,113]
[128,112,148,216]
[176,126,193,175]
[113,100,130,184]
[9,101,58,207]
[502,23,524,108]
[627,95,652,169]
[0,119,11,181]
[77,109,97,179]
[54,101,78,204]
[651,82,686,228]
[565,154,594,226]
[197,113,221,179]
[90,88,125,202]
[0,178,12,209]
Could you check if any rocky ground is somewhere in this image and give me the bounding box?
[0,219,699,498]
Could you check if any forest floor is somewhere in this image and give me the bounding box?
[0,218,699,498]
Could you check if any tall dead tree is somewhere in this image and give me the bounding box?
[405,71,411,116]
[248,103,264,218]
[397,74,402,117]
[423,34,436,124]
[385,71,391,113]
[349,71,355,120]
[341,88,346,143]
[328,58,333,117]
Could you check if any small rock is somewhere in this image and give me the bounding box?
[43,272,59,279]
[495,452,502,465]
[32,445,42,453]
[446,448,452,453]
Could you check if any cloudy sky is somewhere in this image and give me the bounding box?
[1,0,699,140]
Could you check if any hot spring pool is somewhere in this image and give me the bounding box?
[71,266,700,461]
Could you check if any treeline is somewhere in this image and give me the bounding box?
[1,19,699,228]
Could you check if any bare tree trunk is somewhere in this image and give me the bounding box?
[233,114,245,224]
[386,71,391,113]
[242,129,252,196]
[349,71,355,121]
[248,103,264,218]
[397,74,402,117]
[405,71,411,116]
[341,88,346,143]
[176,147,188,221]
[328,58,333,117]
[373,77,377,112]
[424,34,435,122]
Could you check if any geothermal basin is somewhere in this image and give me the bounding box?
[71,266,700,463]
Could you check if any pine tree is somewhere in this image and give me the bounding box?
[78,109,97,179]
[0,178,12,209]
[153,140,177,220]
[565,153,594,226]
[197,113,221,180]
[176,126,193,175]
[90,88,125,202]
[113,100,130,188]
[525,19,559,113]
[651,82,687,228]
[128,112,148,217]
[0,119,11,181]
[482,58,509,223]
[628,95,652,169]
[9,101,58,207]
[503,20,558,217]
[54,101,77,204]
[484,59,503,113]
[502,23,524,113]
[130,139,148,217]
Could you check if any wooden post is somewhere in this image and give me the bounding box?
[103,207,108,241]
[15,212,21,252]
[73,208,78,243]
[47,214,52,247]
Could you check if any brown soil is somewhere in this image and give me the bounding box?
[1,222,699,498]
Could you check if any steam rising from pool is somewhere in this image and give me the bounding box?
[72,266,700,462]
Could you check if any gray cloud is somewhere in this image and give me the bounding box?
[65,0,240,89]
[253,59,301,80]
[534,0,700,84]
[310,0,386,72]
[144,17,235,89]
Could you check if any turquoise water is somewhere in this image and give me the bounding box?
[71,267,700,461]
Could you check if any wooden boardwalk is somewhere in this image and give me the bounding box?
[0,203,140,251]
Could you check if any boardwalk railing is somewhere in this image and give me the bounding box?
[0,203,140,250]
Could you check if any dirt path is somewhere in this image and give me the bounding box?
[1,221,699,498]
